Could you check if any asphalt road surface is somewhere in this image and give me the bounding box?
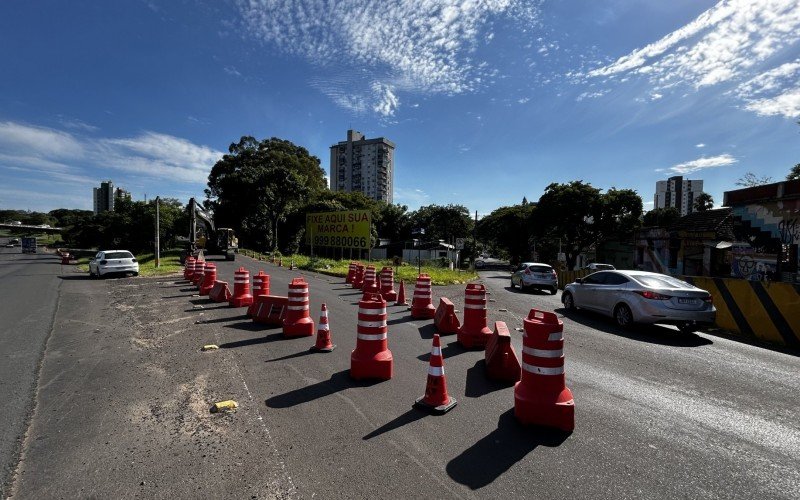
[5,255,800,499]
[0,241,63,498]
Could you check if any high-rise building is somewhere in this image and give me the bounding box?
[329,130,395,204]
[114,187,131,201]
[654,175,704,216]
[93,181,115,215]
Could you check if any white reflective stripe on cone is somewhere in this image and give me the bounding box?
[431,346,442,356]
[358,308,387,315]
[289,288,309,293]
[288,297,307,302]
[357,333,388,341]
[413,294,431,298]
[548,332,564,341]
[357,320,387,328]
[521,362,564,375]
[428,366,444,377]
[286,305,309,311]
[463,304,486,310]
[318,324,329,331]
[522,346,564,358]
[234,280,248,284]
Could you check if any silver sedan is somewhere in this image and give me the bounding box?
[561,270,715,333]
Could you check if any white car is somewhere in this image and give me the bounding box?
[89,250,139,277]
[584,263,615,271]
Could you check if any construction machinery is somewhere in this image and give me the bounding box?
[186,198,238,261]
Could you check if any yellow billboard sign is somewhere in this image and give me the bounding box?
[306,210,371,249]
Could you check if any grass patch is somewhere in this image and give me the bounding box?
[75,249,183,277]
[239,249,477,285]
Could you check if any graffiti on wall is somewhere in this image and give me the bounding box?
[778,218,799,245]
[731,254,777,281]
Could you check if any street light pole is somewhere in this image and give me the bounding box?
[155,196,160,268]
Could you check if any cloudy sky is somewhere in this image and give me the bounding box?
[1,0,799,213]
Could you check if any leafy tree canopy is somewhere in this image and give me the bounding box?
[642,207,681,227]
[788,163,800,181]
[206,136,325,251]
[694,192,714,212]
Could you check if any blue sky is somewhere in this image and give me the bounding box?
[1,0,799,214]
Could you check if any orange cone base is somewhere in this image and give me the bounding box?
[457,328,493,349]
[411,305,436,319]
[414,395,457,415]
[283,319,315,338]
[229,295,254,308]
[350,351,393,380]
[381,291,397,302]
[310,344,336,353]
[513,384,575,432]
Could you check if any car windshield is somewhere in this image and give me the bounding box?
[529,265,552,273]
[104,251,134,259]
[632,274,692,289]
[593,264,614,270]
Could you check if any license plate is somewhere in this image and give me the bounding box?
[678,298,696,304]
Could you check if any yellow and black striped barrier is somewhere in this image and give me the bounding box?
[557,269,591,290]
[683,276,800,348]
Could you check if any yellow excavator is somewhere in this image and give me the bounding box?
[186,198,238,261]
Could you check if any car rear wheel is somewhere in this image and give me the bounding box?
[549,287,558,295]
[677,321,698,334]
[510,278,516,289]
[614,304,633,328]
[563,292,575,310]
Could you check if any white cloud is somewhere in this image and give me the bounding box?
[735,60,800,117]
[236,0,540,115]
[0,120,223,206]
[0,121,85,159]
[589,1,800,87]
[696,143,706,148]
[669,153,738,174]
[585,0,800,116]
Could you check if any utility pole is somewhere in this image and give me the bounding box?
[155,196,160,268]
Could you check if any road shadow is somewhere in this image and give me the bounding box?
[555,307,714,347]
[196,314,250,325]
[179,287,197,293]
[417,338,465,361]
[338,291,363,296]
[57,274,93,280]
[504,286,555,296]
[219,332,283,348]
[464,359,514,398]
[446,409,570,489]
[162,294,193,299]
[387,314,416,326]
[266,369,381,408]
[417,323,438,340]
[224,321,279,332]
[265,350,315,363]
[363,408,427,440]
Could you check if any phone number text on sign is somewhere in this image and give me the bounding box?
[306,210,371,249]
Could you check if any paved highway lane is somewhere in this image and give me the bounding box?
[0,242,63,498]
[11,257,800,498]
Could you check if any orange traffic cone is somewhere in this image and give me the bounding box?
[414,334,457,414]
[310,304,336,352]
[396,279,408,306]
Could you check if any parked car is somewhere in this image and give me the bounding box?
[89,250,139,277]
[584,263,615,271]
[510,262,558,294]
[561,270,715,333]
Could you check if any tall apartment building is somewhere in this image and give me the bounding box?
[93,181,115,215]
[329,130,395,204]
[654,175,703,216]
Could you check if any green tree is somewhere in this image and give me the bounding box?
[206,136,326,252]
[788,163,800,181]
[407,204,472,244]
[693,192,714,212]
[736,172,773,187]
[642,207,681,227]
[476,203,536,264]
[532,182,643,269]
[533,181,603,270]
